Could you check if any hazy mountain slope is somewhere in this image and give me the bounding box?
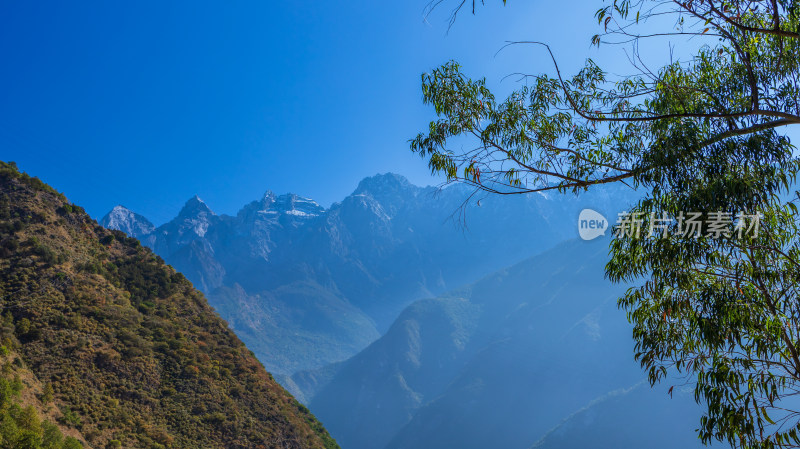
[0,161,338,449]
[306,297,482,449]
[104,174,633,375]
[384,243,636,449]
[531,384,704,449]
[306,240,703,449]
[209,282,380,376]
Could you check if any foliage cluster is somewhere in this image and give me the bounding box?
[0,362,83,449]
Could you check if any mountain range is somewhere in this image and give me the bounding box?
[97,171,712,448]
[101,173,631,375]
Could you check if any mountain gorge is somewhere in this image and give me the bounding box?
[301,240,705,449]
[0,161,337,448]
[103,174,630,375]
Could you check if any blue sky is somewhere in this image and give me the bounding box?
[1,0,765,224]
[0,0,613,224]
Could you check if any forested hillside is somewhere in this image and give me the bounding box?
[0,161,338,449]
[0,346,84,448]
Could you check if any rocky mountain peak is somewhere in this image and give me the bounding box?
[262,190,277,204]
[100,204,155,238]
[273,193,324,218]
[178,195,214,218]
[353,173,415,197]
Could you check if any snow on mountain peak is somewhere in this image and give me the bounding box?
[273,193,324,218]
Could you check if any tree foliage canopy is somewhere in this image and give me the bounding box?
[412,1,800,447]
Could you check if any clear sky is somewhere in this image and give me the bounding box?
[4,1,777,225]
[0,0,617,224]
